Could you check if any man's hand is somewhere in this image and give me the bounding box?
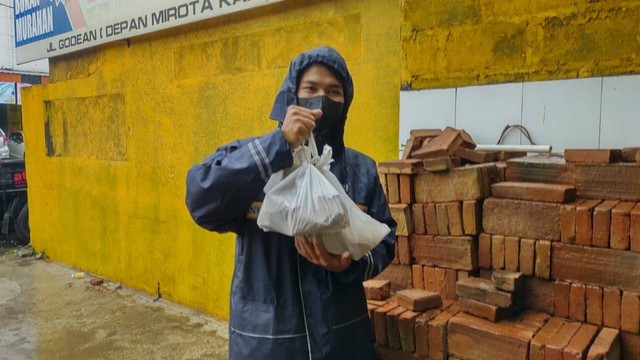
[281,105,322,149]
[294,235,351,272]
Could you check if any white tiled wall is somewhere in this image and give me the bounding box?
[399,74,640,157]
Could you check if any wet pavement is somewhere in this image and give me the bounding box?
[0,242,229,360]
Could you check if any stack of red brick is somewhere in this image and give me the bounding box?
[369,130,640,359]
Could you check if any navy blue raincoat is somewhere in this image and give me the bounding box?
[186,47,396,360]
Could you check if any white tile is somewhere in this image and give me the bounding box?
[399,89,455,148]
[600,75,640,149]
[456,83,523,146]
[522,78,602,153]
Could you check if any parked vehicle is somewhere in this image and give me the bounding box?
[8,131,25,159]
[0,159,28,244]
[0,129,9,159]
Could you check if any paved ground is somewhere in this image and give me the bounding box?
[0,242,229,360]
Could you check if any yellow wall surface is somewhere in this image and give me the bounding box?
[22,0,400,319]
[402,0,640,89]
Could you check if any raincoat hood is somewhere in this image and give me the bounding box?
[269,46,354,157]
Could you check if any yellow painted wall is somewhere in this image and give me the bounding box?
[22,0,400,319]
[402,0,640,89]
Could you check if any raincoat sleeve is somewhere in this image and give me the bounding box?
[185,129,293,233]
[336,171,396,283]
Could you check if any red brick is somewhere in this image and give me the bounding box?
[491,181,576,203]
[483,198,561,241]
[424,203,438,235]
[386,174,400,204]
[519,238,535,276]
[412,264,424,289]
[562,323,599,360]
[448,311,548,360]
[414,308,442,357]
[397,289,442,312]
[446,202,463,236]
[455,146,493,163]
[496,151,527,161]
[530,317,566,360]
[379,173,388,200]
[603,288,621,329]
[445,268,458,300]
[631,203,640,253]
[457,298,517,322]
[565,149,622,164]
[411,235,478,271]
[569,283,586,322]
[397,236,411,265]
[399,174,414,204]
[505,155,574,185]
[561,201,581,244]
[414,166,487,203]
[586,285,603,326]
[434,267,447,298]
[423,266,435,292]
[363,279,391,301]
[621,291,640,334]
[412,129,463,159]
[422,156,454,172]
[622,147,640,162]
[479,233,492,269]
[504,236,520,272]
[411,204,426,235]
[462,200,481,235]
[592,200,620,248]
[435,203,449,235]
[386,306,407,349]
[491,235,505,270]
[574,163,640,201]
[410,128,443,139]
[401,137,420,160]
[456,277,513,308]
[535,240,551,279]
[586,328,620,360]
[373,301,398,346]
[551,243,640,293]
[398,310,421,353]
[611,201,635,250]
[389,203,413,236]
[492,270,524,292]
[428,305,459,360]
[555,281,571,318]
[576,199,602,246]
[375,264,412,292]
[378,159,424,174]
[545,321,581,359]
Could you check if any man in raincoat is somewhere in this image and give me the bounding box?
[186,46,396,359]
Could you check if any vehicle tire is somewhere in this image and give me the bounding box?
[15,203,29,244]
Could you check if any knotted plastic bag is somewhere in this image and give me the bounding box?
[257,135,349,236]
[316,174,391,261]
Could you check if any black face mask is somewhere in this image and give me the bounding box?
[296,96,344,136]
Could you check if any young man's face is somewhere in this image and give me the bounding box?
[297,64,344,104]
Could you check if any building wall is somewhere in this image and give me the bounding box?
[402,0,640,89]
[21,0,400,319]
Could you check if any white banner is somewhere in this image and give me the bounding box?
[14,0,283,64]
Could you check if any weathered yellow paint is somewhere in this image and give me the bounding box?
[402,0,640,89]
[22,0,400,319]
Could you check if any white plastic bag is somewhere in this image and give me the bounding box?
[316,176,391,261]
[257,136,349,236]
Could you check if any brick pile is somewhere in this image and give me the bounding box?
[369,130,640,359]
